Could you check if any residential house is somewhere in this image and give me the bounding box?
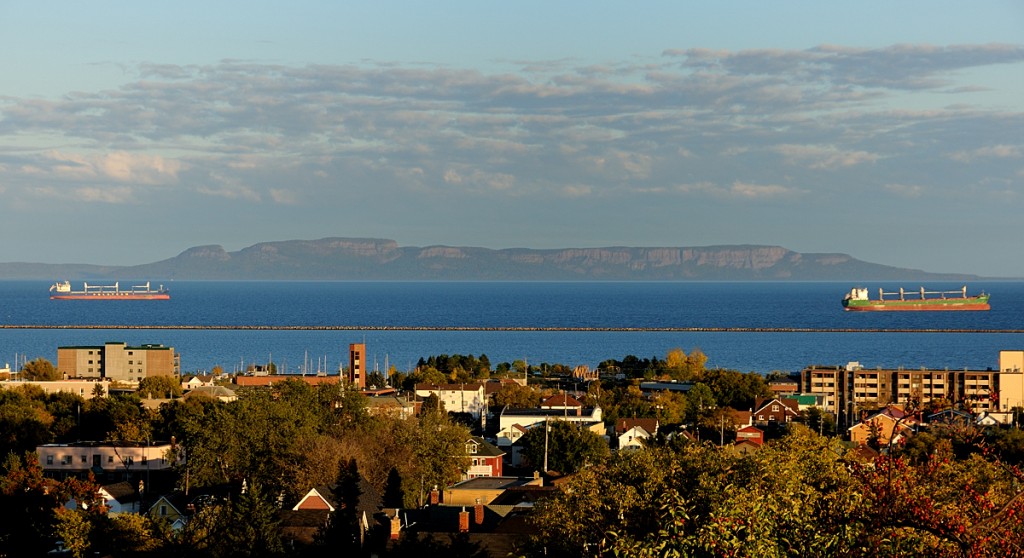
[183,385,238,403]
[848,404,917,447]
[148,494,188,530]
[464,436,504,479]
[540,393,584,412]
[365,395,417,419]
[279,479,381,549]
[441,476,544,507]
[614,418,659,450]
[415,383,488,426]
[752,397,800,425]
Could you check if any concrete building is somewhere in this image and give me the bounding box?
[801,351,1024,424]
[57,342,179,382]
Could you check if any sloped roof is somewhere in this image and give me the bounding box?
[541,394,583,408]
[615,418,659,436]
[467,436,505,458]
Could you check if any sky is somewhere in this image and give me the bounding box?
[1,2,1023,277]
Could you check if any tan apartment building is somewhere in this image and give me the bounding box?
[58,342,180,382]
[802,351,1024,425]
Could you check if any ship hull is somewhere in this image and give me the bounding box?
[51,293,170,300]
[843,297,989,312]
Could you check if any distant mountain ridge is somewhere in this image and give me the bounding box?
[0,237,983,281]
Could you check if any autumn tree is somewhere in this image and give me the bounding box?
[21,357,60,381]
[138,375,184,399]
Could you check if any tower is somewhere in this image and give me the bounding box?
[348,343,365,389]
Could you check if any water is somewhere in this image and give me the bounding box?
[1,280,1022,374]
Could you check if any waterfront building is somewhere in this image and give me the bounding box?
[57,342,179,382]
[801,350,1024,424]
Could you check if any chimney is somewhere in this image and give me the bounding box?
[474,498,484,525]
[390,513,402,540]
[459,507,470,533]
[430,485,439,506]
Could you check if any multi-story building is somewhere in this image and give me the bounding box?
[348,343,365,389]
[57,342,179,382]
[416,383,488,425]
[801,351,1024,424]
[36,441,184,482]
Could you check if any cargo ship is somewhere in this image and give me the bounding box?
[49,280,170,300]
[842,285,988,311]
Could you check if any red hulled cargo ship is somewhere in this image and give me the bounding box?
[49,281,170,300]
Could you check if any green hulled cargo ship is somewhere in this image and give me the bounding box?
[842,286,989,312]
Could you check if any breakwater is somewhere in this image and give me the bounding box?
[2,324,1022,333]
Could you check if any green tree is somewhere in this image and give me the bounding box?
[520,420,609,474]
[21,357,60,381]
[221,480,284,557]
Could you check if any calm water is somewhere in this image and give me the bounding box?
[1,280,1022,374]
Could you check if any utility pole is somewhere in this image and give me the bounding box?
[543,416,549,473]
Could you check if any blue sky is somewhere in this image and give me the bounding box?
[2,2,1023,276]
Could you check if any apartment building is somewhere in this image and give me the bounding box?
[58,342,180,382]
[801,350,1024,424]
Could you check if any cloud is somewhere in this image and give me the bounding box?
[949,144,1023,162]
[773,144,881,169]
[40,151,184,184]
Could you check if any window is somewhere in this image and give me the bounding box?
[772,405,779,412]
[108,456,114,463]
[81,455,87,464]
[160,505,167,516]
[47,455,54,465]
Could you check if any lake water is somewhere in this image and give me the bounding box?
[1,280,1022,375]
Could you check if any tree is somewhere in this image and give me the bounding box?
[139,375,184,399]
[221,480,284,557]
[21,357,60,381]
[520,420,609,474]
[317,458,362,552]
[492,382,541,409]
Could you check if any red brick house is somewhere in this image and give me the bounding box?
[752,397,800,424]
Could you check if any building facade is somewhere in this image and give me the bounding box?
[801,351,1024,423]
[347,343,366,388]
[58,342,179,382]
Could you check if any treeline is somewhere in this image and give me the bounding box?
[0,380,470,556]
[526,424,1024,557]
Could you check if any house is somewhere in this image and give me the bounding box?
[848,405,917,447]
[279,479,382,549]
[752,397,800,425]
[540,393,584,413]
[497,406,604,439]
[441,476,544,507]
[183,385,238,403]
[614,418,659,450]
[364,395,417,420]
[415,383,488,426]
[181,374,215,390]
[148,494,188,530]
[0,379,110,399]
[385,502,535,558]
[464,436,504,479]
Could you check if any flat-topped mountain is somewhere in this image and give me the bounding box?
[0,237,984,281]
